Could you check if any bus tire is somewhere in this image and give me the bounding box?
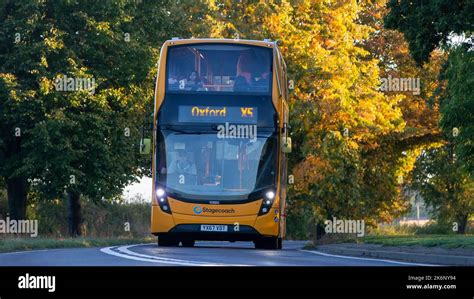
[255,237,279,250]
[158,235,178,247]
[181,240,195,247]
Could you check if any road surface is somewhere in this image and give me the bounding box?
[0,241,433,266]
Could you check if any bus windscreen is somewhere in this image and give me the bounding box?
[156,131,277,200]
[166,44,272,93]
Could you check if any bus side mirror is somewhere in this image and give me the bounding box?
[140,114,153,155]
[140,138,151,155]
[281,137,292,153]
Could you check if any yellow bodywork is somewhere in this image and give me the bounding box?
[151,198,280,237]
[150,38,288,239]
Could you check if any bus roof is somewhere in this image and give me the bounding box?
[163,38,276,49]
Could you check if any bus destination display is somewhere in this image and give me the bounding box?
[178,105,258,124]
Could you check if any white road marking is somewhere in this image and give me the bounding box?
[300,249,439,266]
[100,244,248,266]
[100,246,203,266]
[0,249,50,255]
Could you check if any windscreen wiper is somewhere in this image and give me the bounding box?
[159,125,204,135]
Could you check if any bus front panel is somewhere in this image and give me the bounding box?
[151,41,284,244]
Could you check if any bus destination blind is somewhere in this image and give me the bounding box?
[178,106,258,124]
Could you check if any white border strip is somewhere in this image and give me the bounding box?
[300,249,439,266]
[101,244,248,266]
[0,249,50,255]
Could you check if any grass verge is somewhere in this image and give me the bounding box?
[303,234,474,250]
[361,234,474,249]
[0,236,155,253]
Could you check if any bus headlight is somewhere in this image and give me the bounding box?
[156,188,171,214]
[265,191,275,200]
[156,188,165,197]
[259,190,276,216]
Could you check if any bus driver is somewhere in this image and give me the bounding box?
[168,150,197,175]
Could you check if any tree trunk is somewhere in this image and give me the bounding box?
[315,222,326,240]
[6,176,28,220]
[456,214,468,235]
[67,190,83,237]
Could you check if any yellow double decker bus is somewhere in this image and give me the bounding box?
[141,38,291,250]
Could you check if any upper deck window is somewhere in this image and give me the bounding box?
[166,44,272,94]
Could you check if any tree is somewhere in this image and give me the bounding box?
[385,0,474,233]
[0,1,45,220]
[188,1,416,236]
[438,46,474,175]
[356,0,447,225]
[384,0,473,65]
[385,0,474,176]
[0,0,187,234]
[411,145,474,234]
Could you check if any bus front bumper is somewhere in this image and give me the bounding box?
[160,224,260,241]
[151,205,280,239]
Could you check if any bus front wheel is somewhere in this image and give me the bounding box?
[254,237,281,250]
[181,240,195,247]
[158,235,179,247]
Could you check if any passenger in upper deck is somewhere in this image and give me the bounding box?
[254,67,271,91]
[186,71,202,91]
[168,73,179,89]
[234,50,259,92]
[234,50,271,92]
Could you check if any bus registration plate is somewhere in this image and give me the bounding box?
[200,225,228,232]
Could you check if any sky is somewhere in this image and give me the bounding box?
[123,176,152,202]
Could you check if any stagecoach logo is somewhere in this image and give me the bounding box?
[193,205,203,214]
[205,207,235,214]
[193,205,235,214]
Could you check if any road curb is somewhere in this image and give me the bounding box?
[314,244,474,266]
